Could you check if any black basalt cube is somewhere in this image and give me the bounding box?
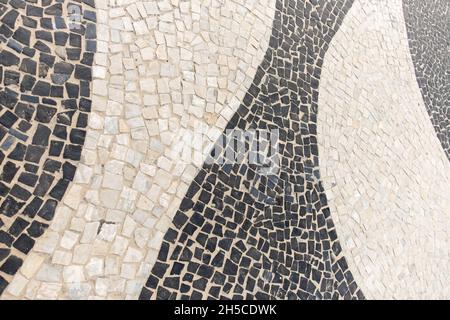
[31,80,51,96]
[66,48,81,60]
[74,64,92,81]
[19,58,37,75]
[69,128,86,145]
[1,10,19,28]
[23,197,43,218]
[22,16,37,29]
[26,5,43,17]
[10,184,31,201]
[62,162,76,180]
[37,198,57,221]
[52,124,67,139]
[1,161,19,183]
[0,50,20,66]
[63,144,82,160]
[0,248,9,262]
[65,82,79,98]
[35,105,57,123]
[49,140,64,156]
[54,31,69,46]
[20,74,36,92]
[0,110,18,127]
[0,276,8,295]
[33,173,54,197]
[4,70,20,86]
[44,3,62,16]
[76,113,88,128]
[27,220,49,238]
[12,26,31,46]
[13,234,35,254]
[0,230,14,246]
[32,124,51,146]
[18,172,38,187]
[0,88,19,108]
[41,159,60,173]
[40,17,53,30]
[49,178,69,201]
[25,145,45,163]
[0,255,23,275]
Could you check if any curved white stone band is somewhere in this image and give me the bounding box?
[318,0,450,299]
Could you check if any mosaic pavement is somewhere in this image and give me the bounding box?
[403,0,449,160]
[139,0,365,300]
[0,0,95,295]
[318,0,450,299]
[0,0,448,300]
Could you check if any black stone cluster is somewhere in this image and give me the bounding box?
[140,0,364,300]
[0,0,95,295]
[403,0,450,159]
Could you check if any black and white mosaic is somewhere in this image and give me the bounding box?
[0,0,95,294]
[403,0,450,159]
[140,0,364,300]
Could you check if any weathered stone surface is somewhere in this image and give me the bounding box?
[2,0,448,302]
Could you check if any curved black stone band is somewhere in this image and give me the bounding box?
[140,0,364,300]
[0,0,96,295]
[403,0,450,160]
